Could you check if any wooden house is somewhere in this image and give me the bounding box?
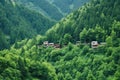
[91,41,99,48]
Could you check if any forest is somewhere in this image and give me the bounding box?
[14,0,64,21]
[52,0,89,14]
[0,0,120,80]
[15,0,89,21]
[0,0,55,50]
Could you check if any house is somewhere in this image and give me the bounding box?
[49,43,54,47]
[43,41,55,47]
[43,41,49,47]
[91,41,99,48]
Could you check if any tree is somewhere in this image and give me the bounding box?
[0,30,10,50]
[97,71,106,80]
[112,20,120,37]
[106,36,113,47]
[18,57,29,79]
[1,68,21,80]
[87,28,96,42]
[87,70,96,80]
[57,73,64,80]
[65,73,72,80]
[75,71,82,80]
[79,28,88,43]
[29,61,58,80]
[115,67,120,80]
[94,25,105,42]
[63,33,72,45]
[81,45,89,55]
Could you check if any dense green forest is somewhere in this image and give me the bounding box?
[1,37,120,80]
[0,0,120,80]
[46,0,120,44]
[0,0,55,50]
[15,0,89,20]
[52,0,90,13]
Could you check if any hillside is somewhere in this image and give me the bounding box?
[14,0,64,21]
[52,0,90,14]
[46,0,120,44]
[15,0,90,20]
[0,0,120,80]
[0,0,55,50]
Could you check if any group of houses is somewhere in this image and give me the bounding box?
[43,41,60,48]
[76,41,106,48]
[42,41,106,49]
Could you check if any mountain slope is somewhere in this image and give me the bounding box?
[0,0,120,80]
[14,0,64,21]
[52,0,90,14]
[15,0,90,20]
[0,0,55,50]
[46,0,120,44]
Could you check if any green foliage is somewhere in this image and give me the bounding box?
[87,70,96,80]
[112,20,120,38]
[45,0,120,44]
[0,30,10,50]
[81,45,89,55]
[53,0,89,13]
[64,33,72,45]
[0,0,120,80]
[15,0,63,20]
[80,28,88,42]
[0,1,55,50]
[15,0,89,20]
[0,33,120,80]
[106,36,113,47]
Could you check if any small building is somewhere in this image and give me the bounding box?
[43,41,49,47]
[49,43,54,47]
[91,41,99,48]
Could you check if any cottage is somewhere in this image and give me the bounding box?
[91,41,98,48]
[43,41,49,47]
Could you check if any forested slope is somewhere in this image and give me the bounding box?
[0,0,55,50]
[46,0,120,45]
[15,0,90,20]
[0,32,120,79]
[52,0,90,14]
[14,0,64,21]
[0,0,120,80]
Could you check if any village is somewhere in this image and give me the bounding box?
[40,40,106,49]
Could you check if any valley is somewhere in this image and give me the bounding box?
[0,0,120,80]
